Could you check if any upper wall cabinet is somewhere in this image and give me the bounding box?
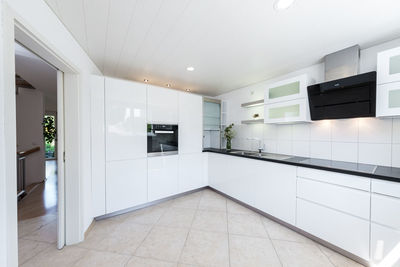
[105,77,147,161]
[264,74,311,104]
[377,46,400,117]
[147,85,178,124]
[179,92,203,154]
[377,46,400,85]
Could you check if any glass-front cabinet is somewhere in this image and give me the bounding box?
[377,46,400,117]
[264,74,312,123]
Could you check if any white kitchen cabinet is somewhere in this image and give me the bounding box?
[371,193,400,230]
[377,46,400,85]
[178,92,203,154]
[264,74,311,104]
[377,81,400,117]
[148,155,179,201]
[297,177,370,220]
[147,85,178,124]
[253,162,297,225]
[178,153,205,193]
[372,179,400,198]
[90,75,106,217]
[264,98,310,123]
[106,158,147,213]
[105,77,147,161]
[297,198,370,260]
[371,223,400,267]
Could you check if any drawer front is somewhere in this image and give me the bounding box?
[297,199,370,260]
[297,167,370,191]
[371,223,400,267]
[372,194,400,230]
[297,178,370,219]
[372,180,400,198]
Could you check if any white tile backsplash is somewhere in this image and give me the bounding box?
[310,141,331,160]
[331,142,358,163]
[292,124,310,141]
[277,125,292,140]
[310,120,331,142]
[358,143,392,166]
[392,144,400,168]
[292,141,310,157]
[277,140,292,155]
[331,119,358,142]
[393,119,400,144]
[358,117,392,144]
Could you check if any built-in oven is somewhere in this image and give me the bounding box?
[147,124,178,156]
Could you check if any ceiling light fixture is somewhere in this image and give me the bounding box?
[166,84,171,87]
[274,0,295,10]
[186,66,195,71]
[185,89,191,92]
[144,79,149,83]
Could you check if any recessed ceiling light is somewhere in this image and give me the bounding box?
[185,89,191,92]
[186,66,195,71]
[166,84,171,87]
[144,79,149,83]
[274,0,295,10]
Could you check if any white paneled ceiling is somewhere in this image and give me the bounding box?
[44,0,400,96]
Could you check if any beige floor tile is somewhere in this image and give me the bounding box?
[135,226,188,262]
[226,200,255,215]
[72,250,130,267]
[228,213,268,237]
[229,234,282,267]
[21,220,57,243]
[79,222,152,255]
[262,217,314,244]
[171,195,201,209]
[89,218,124,236]
[198,196,227,212]
[272,240,334,267]
[191,210,227,233]
[318,245,365,267]
[125,206,168,225]
[18,214,57,237]
[126,256,178,267]
[157,208,196,228]
[20,245,88,267]
[179,230,229,267]
[18,239,52,265]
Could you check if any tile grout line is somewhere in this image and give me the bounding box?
[261,219,284,267]
[226,198,232,267]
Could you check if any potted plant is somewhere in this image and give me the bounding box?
[224,123,235,150]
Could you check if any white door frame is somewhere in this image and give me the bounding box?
[1,10,84,267]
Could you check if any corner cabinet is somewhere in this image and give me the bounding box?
[264,74,312,123]
[377,46,400,117]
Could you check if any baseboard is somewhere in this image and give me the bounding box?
[84,219,95,239]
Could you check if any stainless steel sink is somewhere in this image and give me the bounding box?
[230,150,292,160]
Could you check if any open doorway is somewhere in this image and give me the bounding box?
[14,42,61,263]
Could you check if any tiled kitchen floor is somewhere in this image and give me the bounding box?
[19,189,364,267]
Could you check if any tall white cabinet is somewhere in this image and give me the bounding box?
[105,77,148,213]
[147,85,178,124]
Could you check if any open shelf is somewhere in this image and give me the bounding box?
[241,99,264,108]
[241,119,264,124]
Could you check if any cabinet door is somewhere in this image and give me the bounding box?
[377,81,400,117]
[264,98,310,124]
[179,92,203,154]
[371,223,400,267]
[371,193,400,230]
[105,77,147,161]
[106,158,147,213]
[377,46,400,85]
[297,199,370,260]
[253,162,297,224]
[90,75,106,217]
[178,153,205,193]
[148,155,179,201]
[264,74,311,104]
[147,85,178,124]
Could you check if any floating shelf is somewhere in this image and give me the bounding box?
[241,119,264,124]
[241,99,264,108]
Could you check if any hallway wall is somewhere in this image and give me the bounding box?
[16,88,46,186]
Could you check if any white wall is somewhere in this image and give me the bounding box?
[218,38,400,168]
[1,0,102,265]
[16,88,46,185]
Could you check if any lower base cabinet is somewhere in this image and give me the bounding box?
[178,153,206,193]
[371,223,400,267]
[106,158,147,213]
[148,155,179,201]
[297,199,370,260]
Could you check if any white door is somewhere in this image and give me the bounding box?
[56,70,65,249]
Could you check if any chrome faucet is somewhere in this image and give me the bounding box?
[246,138,264,154]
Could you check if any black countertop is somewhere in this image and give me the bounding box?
[203,148,400,183]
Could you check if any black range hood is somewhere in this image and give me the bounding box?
[307,71,376,120]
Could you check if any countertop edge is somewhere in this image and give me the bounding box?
[203,149,400,183]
